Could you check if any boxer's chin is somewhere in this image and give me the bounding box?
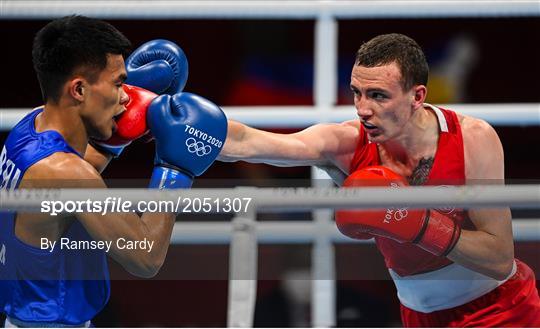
[88,125,113,142]
[366,130,384,142]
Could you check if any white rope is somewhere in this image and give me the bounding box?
[3,1,539,19]
[2,185,538,212]
[168,219,540,244]
[1,104,539,130]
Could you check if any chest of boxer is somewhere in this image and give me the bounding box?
[349,105,472,276]
[0,108,109,325]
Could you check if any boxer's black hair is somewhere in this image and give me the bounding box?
[355,33,428,91]
[32,15,131,103]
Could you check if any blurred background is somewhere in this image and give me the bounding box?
[1,4,539,327]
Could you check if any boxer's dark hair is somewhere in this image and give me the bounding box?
[32,15,131,103]
[355,33,428,91]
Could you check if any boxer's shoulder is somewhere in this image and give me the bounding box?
[459,114,493,134]
[21,152,103,188]
[341,119,361,129]
[306,120,360,142]
[460,115,504,180]
[460,115,500,152]
[307,120,363,174]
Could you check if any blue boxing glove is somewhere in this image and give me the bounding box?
[126,39,188,95]
[147,93,227,189]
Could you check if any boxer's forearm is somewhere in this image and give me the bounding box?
[218,120,249,161]
[80,210,176,279]
[447,229,515,281]
[219,120,330,167]
[218,120,297,163]
[119,212,176,278]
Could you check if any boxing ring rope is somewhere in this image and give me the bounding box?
[1,104,539,130]
[2,1,539,19]
[167,219,540,244]
[3,185,540,213]
[2,1,539,327]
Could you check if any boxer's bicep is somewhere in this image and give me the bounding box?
[454,117,514,278]
[463,117,509,236]
[322,120,361,174]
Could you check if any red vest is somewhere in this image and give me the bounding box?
[349,105,472,276]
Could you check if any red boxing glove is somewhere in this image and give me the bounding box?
[335,166,461,256]
[91,84,157,156]
[106,84,157,146]
[335,174,375,240]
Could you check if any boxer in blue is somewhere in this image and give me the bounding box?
[0,15,227,327]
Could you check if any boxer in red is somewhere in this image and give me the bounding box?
[219,33,540,327]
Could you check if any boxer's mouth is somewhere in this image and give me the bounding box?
[362,121,378,130]
[113,108,125,120]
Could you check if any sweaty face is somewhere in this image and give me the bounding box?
[350,62,416,143]
[80,54,128,140]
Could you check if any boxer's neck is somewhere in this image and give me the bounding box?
[37,101,88,156]
[379,106,439,172]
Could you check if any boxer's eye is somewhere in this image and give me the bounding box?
[371,92,387,100]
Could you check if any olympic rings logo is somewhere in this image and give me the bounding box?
[393,208,409,221]
[185,137,212,157]
[382,182,409,223]
[384,207,409,223]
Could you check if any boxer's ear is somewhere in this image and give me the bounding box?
[69,79,85,102]
[411,85,426,109]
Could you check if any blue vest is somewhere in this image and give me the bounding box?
[0,108,110,325]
